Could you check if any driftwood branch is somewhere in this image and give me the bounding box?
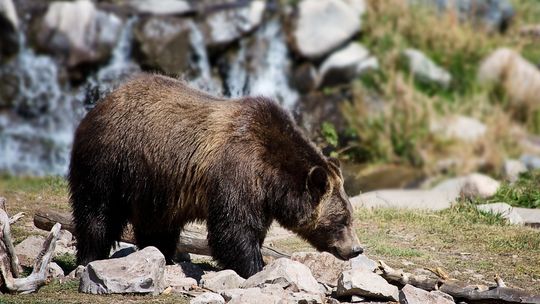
[9,212,25,225]
[1,199,62,294]
[33,208,289,259]
[378,260,540,304]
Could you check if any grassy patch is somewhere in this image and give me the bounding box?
[487,170,540,208]
[53,253,77,274]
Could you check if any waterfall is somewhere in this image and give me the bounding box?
[187,21,223,95]
[226,18,299,110]
[0,36,84,176]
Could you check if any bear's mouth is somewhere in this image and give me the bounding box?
[328,246,348,261]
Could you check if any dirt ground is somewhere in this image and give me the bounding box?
[0,176,539,303]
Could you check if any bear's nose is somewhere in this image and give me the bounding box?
[351,245,363,257]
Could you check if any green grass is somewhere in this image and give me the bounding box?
[487,170,540,208]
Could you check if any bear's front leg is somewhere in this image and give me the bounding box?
[207,221,265,278]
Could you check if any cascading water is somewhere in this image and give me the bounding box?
[0,36,84,176]
[187,21,223,95]
[225,18,299,110]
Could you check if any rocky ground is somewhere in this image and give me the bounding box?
[0,173,539,303]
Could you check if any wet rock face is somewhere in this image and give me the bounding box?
[31,0,122,70]
[132,16,194,75]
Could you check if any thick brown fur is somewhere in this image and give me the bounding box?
[69,73,361,278]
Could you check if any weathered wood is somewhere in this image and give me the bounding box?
[378,260,540,304]
[1,198,62,294]
[33,208,290,259]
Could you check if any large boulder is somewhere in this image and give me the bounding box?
[351,189,457,211]
[317,42,378,87]
[433,173,500,199]
[477,203,523,225]
[430,115,487,142]
[199,1,265,48]
[403,48,452,88]
[242,258,321,294]
[132,16,194,75]
[0,0,19,60]
[32,0,122,69]
[290,0,365,59]
[79,246,166,295]
[336,269,399,301]
[478,48,540,109]
[291,252,349,286]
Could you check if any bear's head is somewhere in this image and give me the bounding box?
[296,157,363,260]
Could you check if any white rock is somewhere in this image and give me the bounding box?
[67,265,85,280]
[399,284,454,304]
[318,42,378,87]
[202,0,265,47]
[0,0,18,30]
[47,262,64,279]
[292,0,364,58]
[430,115,487,142]
[291,252,349,286]
[200,269,245,291]
[351,189,457,211]
[40,0,122,66]
[477,203,523,225]
[350,255,378,273]
[128,0,192,15]
[336,269,399,301]
[404,48,452,87]
[190,291,225,304]
[242,258,321,294]
[15,235,46,268]
[165,265,197,292]
[503,159,527,182]
[109,242,137,259]
[479,48,540,107]
[79,246,165,295]
[514,207,540,228]
[433,173,500,199]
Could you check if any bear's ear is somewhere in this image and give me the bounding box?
[328,157,340,168]
[307,166,329,204]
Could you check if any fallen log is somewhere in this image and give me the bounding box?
[33,208,289,259]
[1,198,62,294]
[378,260,540,304]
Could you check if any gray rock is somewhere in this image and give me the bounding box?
[242,258,321,294]
[34,0,122,67]
[79,246,166,295]
[201,269,245,291]
[291,0,364,58]
[514,207,540,228]
[221,288,283,304]
[191,291,225,304]
[350,255,378,273]
[403,48,452,87]
[430,115,487,142]
[520,154,540,170]
[47,262,64,279]
[109,242,137,259]
[336,270,399,301]
[477,203,523,225]
[503,159,527,182]
[132,16,194,75]
[399,284,454,304]
[291,252,349,286]
[200,1,265,48]
[128,0,192,15]
[67,265,85,280]
[57,230,73,246]
[15,235,45,268]
[318,42,378,87]
[290,292,324,303]
[165,265,197,292]
[351,189,457,211]
[433,173,500,199]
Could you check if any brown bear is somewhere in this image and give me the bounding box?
[69,73,362,278]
